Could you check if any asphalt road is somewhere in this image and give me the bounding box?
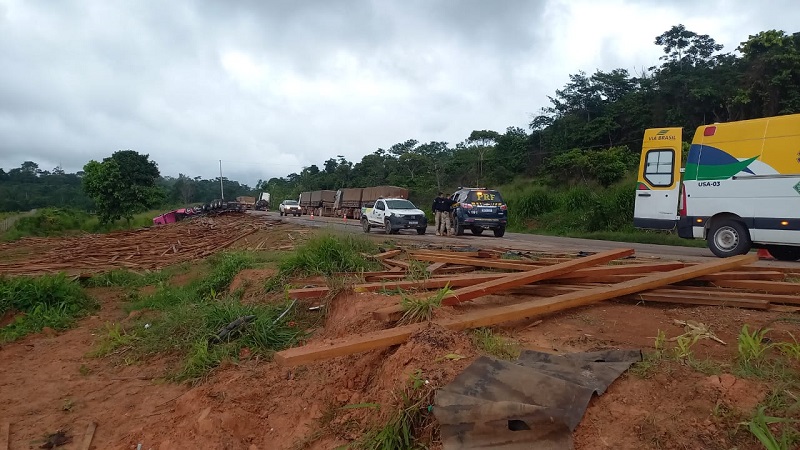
[251,210,725,262]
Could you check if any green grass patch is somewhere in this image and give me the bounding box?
[82,264,190,289]
[471,328,520,360]
[0,274,97,342]
[267,234,380,290]
[91,251,303,381]
[398,286,450,325]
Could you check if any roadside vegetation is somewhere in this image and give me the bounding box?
[0,274,97,342]
[1,207,166,241]
[91,252,306,382]
[501,176,706,247]
[267,234,380,290]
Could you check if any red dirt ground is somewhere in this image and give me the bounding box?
[1,259,797,448]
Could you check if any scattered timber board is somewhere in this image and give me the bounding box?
[712,280,800,295]
[274,254,757,366]
[408,254,542,271]
[372,248,634,321]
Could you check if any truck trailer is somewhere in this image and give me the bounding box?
[299,190,336,216]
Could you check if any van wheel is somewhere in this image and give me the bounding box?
[493,226,506,238]
[362,219,371,233]
[707,219,751,257]
[471,227,483,236]
[765,245,800,261]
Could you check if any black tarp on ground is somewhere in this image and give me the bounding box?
[433,349,642,449]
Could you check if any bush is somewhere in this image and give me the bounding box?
[276,234,379,278]
[0,274,96,342]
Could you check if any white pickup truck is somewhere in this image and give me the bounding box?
[361,198,428,235]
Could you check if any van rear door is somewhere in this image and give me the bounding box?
[634,128,683,230]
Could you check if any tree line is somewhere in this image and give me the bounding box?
[259,25,800,205]
[0,160,255,216]
[2,25,798,220]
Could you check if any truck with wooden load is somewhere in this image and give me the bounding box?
[298,190,336,216]
[334,185,409,219]
[236,196,256,210]
[300,186,411,218]
[334,188,364,219]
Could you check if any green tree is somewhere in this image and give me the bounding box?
[82,150,163,225]
[736,30,800,116]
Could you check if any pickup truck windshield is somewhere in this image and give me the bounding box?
[385,199,416,209]
[467,190,504,203]
[284,200,298,205]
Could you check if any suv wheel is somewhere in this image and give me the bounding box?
[362,218,371,233]
[384,219,393,235]
[471,227,483,236]
[493,226,506,238]
[454,215,464,236]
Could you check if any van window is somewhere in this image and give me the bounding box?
[644,149,674,187]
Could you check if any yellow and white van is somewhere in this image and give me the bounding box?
[633,114,800,260]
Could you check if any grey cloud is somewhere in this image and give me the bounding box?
[0,0,798,186]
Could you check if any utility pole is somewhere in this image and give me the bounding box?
[219,160,225,200]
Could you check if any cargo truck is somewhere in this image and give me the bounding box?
[236,196,256,210]
[299,190,336,216]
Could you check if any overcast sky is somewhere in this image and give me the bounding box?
[1,0,798,186]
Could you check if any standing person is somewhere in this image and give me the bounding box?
[432,192,449,236]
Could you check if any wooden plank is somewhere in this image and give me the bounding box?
[652,287,800,306]
[426,262,447,274]
[435,265,476,274]
[288,262,679,301]
[274,254,756,366]
[79,422,97,450]
[550,270,784,284]
[409,254,541,271]
[440,249,635,306]
[364,274,406,282]
[551,261,685,280]
[288,272,507,300]
[334,270,406,278]
[411,250,482,258]
[384,259,411,270]
[373,249,635,321]
[373,249,402,260]
[712,280,800,295]
[625,292,771,309]
[1,420,8,450]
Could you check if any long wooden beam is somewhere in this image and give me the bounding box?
[548,270,784,284]
[288,261,683,300]
[408,254,542,271]
[372,249,635,321]
[273,254,756,366]
[551,262,685,280]
[439,249,634,306]
[712,280,800,295]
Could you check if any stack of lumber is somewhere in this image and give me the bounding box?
[0,215,280,276]
[275,246,799,366]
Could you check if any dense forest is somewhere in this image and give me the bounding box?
[2,25,798,214]
[0,162,255,213]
